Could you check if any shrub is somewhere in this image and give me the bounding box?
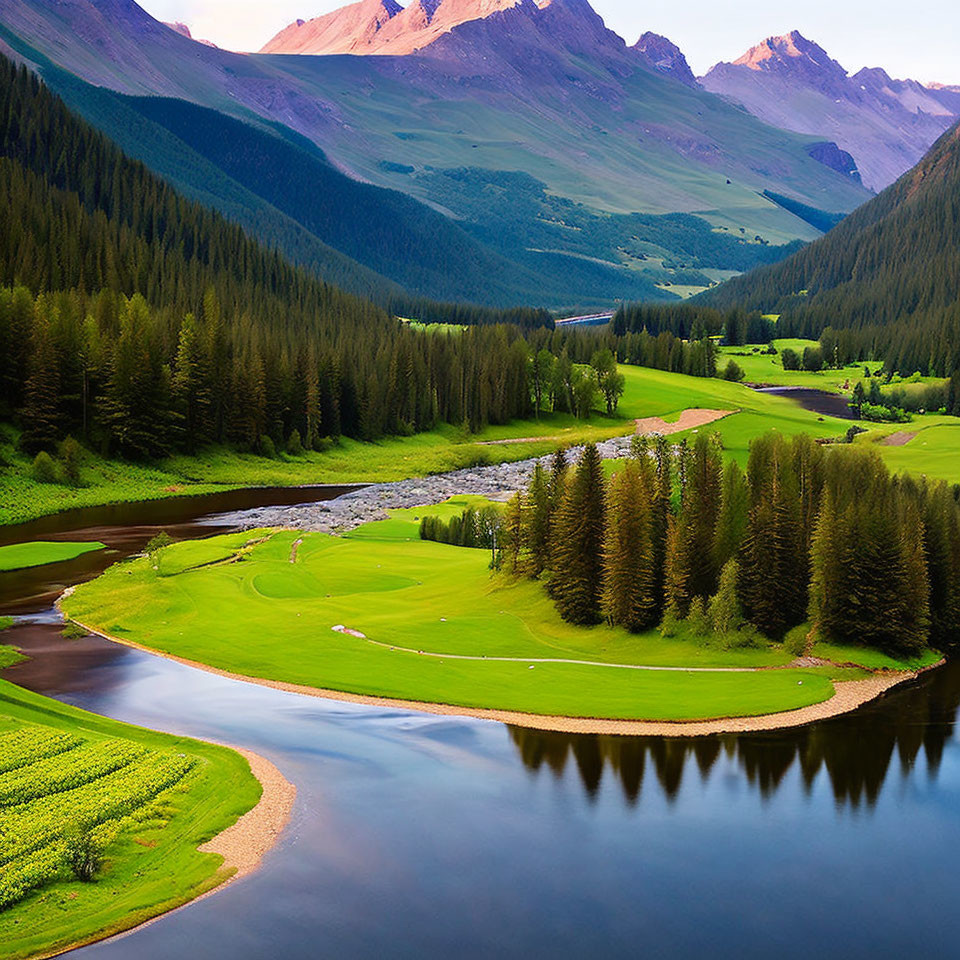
[65,830,104,882]
[58,436,84,486]
[784,624,810,657]
[286,429,304,456]
[722,360,745,382]
[146,531,174,569]
[32,451,59,484]
[685,597,710,637]
[802,346,824,372]
[781,348,800,370]
[258,435,277,459]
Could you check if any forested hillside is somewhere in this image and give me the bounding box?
[0,58,546,458]
[700,123,960,375]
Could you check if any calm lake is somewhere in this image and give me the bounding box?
[3,490,960,959]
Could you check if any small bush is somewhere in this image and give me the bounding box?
[32,451,59,484]
[65,830,104,882]
[286,429,304,456]
[61,622,89,640]
[781,348,800,371]
[784,625,810,657]
[146,531,174,569]
[722,360,745,382]
[258,435,277,459]
[58,436,84,486]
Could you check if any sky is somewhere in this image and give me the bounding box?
[142,0,959,84]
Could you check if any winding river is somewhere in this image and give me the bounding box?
[3,489,960,958]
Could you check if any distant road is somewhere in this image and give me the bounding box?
[554,312,615,326]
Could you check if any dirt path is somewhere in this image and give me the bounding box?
[634,408,735,436]
[475,408,735,447]
[289,538,303,563]
[65,613,936,738]
[880,430,919,446]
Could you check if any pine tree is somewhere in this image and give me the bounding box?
[523,462,551,576]
[552,444,606,625]
[602,460,656,631]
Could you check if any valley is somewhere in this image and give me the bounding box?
[1,1,960,957]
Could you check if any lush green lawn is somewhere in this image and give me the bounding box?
[810,641,941,672]
[0,680,260,960]
[63,525,871,722]
[0,541,106,572]
[717,339,871,390]
[862,420,960,485]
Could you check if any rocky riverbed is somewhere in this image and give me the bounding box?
[204,434,640,534]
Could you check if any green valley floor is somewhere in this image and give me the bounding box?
[60,520,936,730]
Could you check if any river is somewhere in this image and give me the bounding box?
[3,489,960,958]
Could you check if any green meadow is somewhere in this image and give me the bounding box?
[0,541,106,572]
[0,680,260,960]
[62,521,886,723]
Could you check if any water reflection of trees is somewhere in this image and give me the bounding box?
[507,666,960,809]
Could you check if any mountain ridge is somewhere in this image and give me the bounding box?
[701,29,960,191]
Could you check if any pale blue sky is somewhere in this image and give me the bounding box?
[142,0,959,84]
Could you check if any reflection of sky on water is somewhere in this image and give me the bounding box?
[8,627,960,960]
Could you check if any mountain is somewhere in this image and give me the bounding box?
[699,121,960,375]
[163,21,217,47]
[632,32,696,87]
[701,30,960,192]
[0,0,874,307]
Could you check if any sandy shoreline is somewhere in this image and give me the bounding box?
[199,746,296,882]
[65,614,934,738]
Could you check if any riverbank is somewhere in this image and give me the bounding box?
[61,617,936,737]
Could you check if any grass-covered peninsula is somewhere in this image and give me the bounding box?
[0,679,264,960]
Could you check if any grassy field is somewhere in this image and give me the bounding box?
[62,520,893,723]
[1,365,854,527]
[0,541,106,572]
[717,339,871,390]
[0,679,260,960]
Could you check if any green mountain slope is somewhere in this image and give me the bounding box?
[0,0,873,305]
[699,123,960,374]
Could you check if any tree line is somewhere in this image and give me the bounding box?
[503,433,960,656]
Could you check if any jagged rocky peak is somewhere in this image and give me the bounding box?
[632,32,696,86]
[728,30,847,84]
[261,0,404,55]
[162,20,219,47]
[259,0,613,56]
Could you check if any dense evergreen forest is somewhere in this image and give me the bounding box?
[504,434,960,656]
[0,56,745,466]
[0,59,598,458]
[699,122,960,377]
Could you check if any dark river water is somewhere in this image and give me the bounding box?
[753,386,858,420]
[3,489,960,959]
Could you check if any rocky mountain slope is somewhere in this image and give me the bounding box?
[701,31,959,191]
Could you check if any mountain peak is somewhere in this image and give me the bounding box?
[731,30,844,78]
[163,20,219,47]
[261,0,404,55]
[632,32,696,86]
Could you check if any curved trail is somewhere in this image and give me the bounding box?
[359,632,771,672]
